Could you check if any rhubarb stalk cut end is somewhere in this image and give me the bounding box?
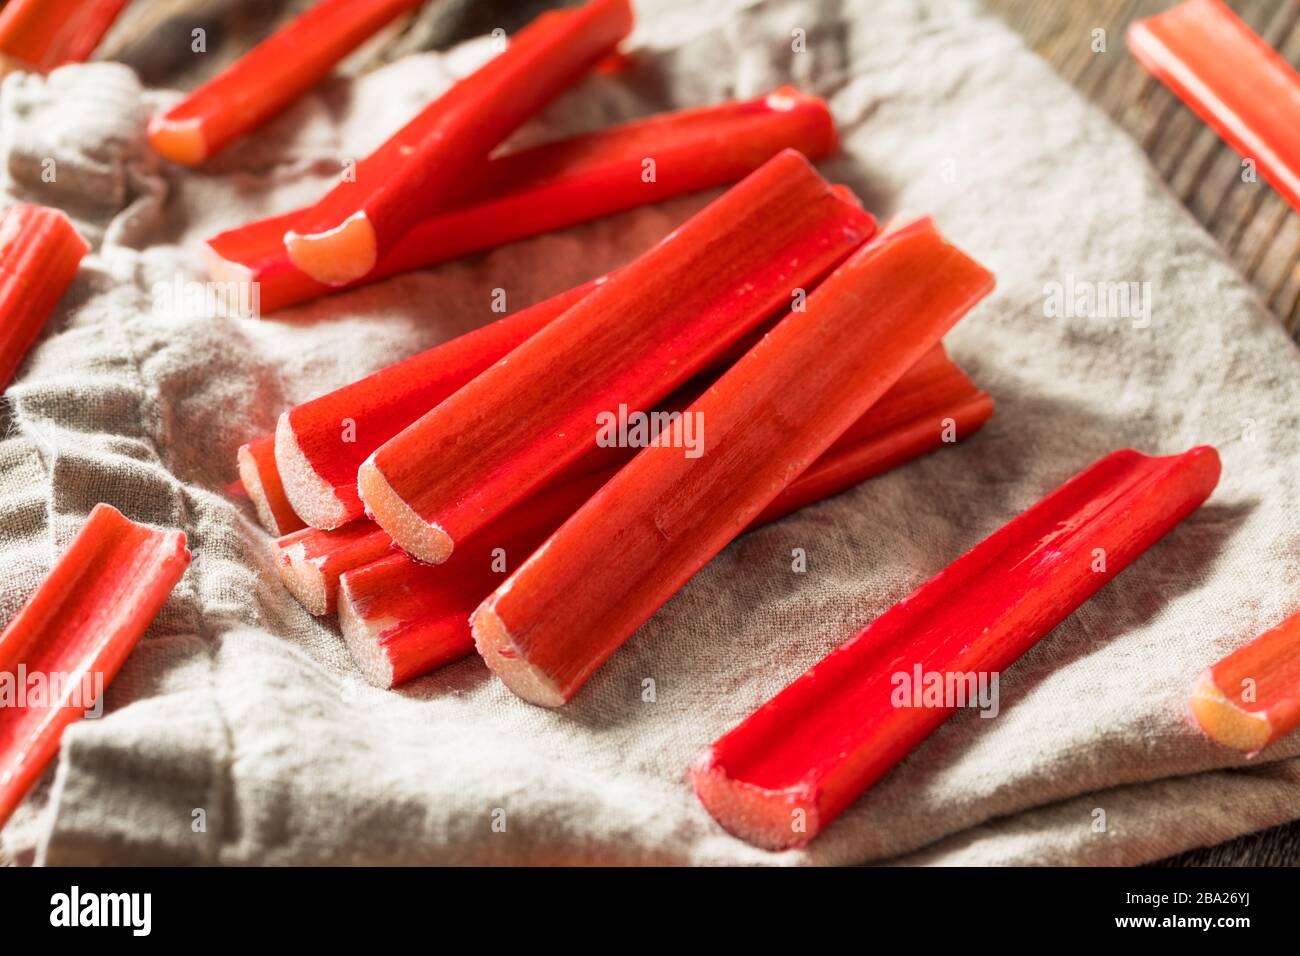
[357,456,454,564]
[690,750,820,851]
[1189,668,1276,755]
[338,575,397,688]
[147,115,210,167]
[275,412,353,531]
[274,538,331,617]
[284,212,378,287]
[471,603,568,708]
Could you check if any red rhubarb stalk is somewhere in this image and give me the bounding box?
[0,205,89,390]
[207,87,837,313]
[359,151,877,565]
[148,0,427,165]
[1191,608,1300,754]
[283,345,989,622]
[0,0,128,75]
[283,0,635,285]
[0,504,190,829]
[339,348,992,688]
[237,434,306,536]
[277,275,606,530]
[469,215,992,707]
[690,446,1221,850]
[1128,0,1300,213]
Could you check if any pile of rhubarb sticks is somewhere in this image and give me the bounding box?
[0,0,1296,852]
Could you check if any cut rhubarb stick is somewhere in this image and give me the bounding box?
[1191,608,1300,754]
[0,504,190,829]
[340,348,992,688]
[694,448,1222,850]
[0,205,90,390]
[0,0,129,76]
[148,0,426,166]
[277,275,605,530]
[284,0,635,285]
[360,151,877,565]
[207,87,837,313]
[275,520,392,617]
[469,215,991,707]
[237,435,306,537]
[289,345,989,624]
[1128,0,1300,213]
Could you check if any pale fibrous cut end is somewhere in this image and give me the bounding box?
[356,456,454,565]
[284,211,378,286]
[147,115,209,166]
[1189,668,1273,755]
[337,576,396,689]
[237,443,287,536]
[471,602,567,708]
[275,412,353,531]
[689,750,820,852]
[273,538,329,617]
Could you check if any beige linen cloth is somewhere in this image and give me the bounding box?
[0,0,1298,866]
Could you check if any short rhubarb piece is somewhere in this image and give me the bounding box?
[284,0,634,285]
[276,275,604,530]
[206,86,838,312]
[148,0,426,165]
[0,205,90,390]
[1191,609,1300,754]
[691,446,1221,850]
[237,435,306,537]
[275,520,393,616]
[0,504,190,829]
[0,0,128,76]
[360,151,877,565]
[470,215,991,707]
[1128,0,1300,213]
[338,349,991,688]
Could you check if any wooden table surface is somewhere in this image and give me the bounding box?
[105,0,1299,866]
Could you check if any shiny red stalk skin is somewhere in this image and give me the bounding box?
[283,0,635,285]
[358,150,878,565]
[236,434,306,536]
[1191,607,1300,754]
[205,86,838,312]
[692,446,1222,850]
[276,275,605,530]
[0,0,128,74]
[0,205,89,389]
[0,504,190,829]
[1128,0,1300,213]
[469,216,992,707]
[148,0,426,165]
[322,347,992,680]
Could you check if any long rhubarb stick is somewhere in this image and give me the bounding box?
[277,275,606,530]
[0,0,128,76]
[1191,609,1300,754]
[690,446,1221,850]
[284,345,989,620]
[284,0,635,285]
[207,87,837,313]
[469,216,992,707]
[360,151,877,565]
[0,205,90,390]
[148,0,427,165]
[338,351,992,688]
[1128,0,1300,213]
[0,504,190,829]
[237,435,306,537]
